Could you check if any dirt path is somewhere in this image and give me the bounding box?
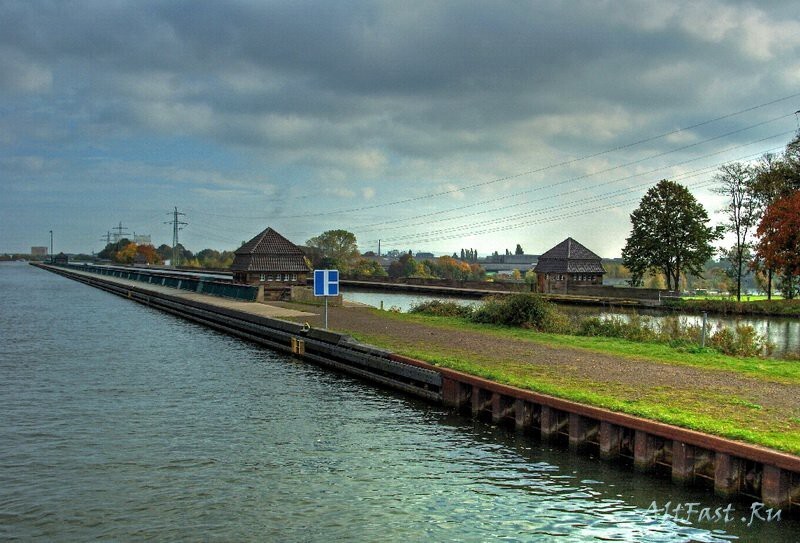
[284,304,800,425]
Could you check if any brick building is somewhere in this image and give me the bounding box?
[534,238,605,293]
[230,227,310,300]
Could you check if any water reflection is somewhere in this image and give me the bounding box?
[343,289,799,357]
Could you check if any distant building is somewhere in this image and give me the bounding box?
[231,227,310,299]
[415,252,436,261]
[481,254,539,273]
[31,246,48,256]
[534,238,605,293]
[53,252,69,265]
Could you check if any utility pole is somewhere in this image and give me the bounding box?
[165,207,188,267]
[378,239,381,257]
[49,230,53,262]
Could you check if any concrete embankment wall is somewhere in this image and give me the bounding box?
[35,263,800,511]
[35,263,441,402]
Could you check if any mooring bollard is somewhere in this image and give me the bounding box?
[380,300,384,311]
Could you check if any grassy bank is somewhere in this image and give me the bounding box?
[664,297,800,317]
[337,308,800,455]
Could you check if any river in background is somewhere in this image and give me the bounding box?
[2,262,798,541]
[342,290,799,358]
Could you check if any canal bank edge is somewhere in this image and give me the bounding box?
[33,262,800,511]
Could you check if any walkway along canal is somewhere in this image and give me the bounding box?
[342,288,800,358]
[32,263,800,514]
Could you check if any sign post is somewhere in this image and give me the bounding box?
[313,269,339,329]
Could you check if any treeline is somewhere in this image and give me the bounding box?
[386,253,485,281]
[622,133,800,299]
[97,240,235,268]
[303,230,486,280]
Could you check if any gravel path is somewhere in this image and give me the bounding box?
[290,304,800,422]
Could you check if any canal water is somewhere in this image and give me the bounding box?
[1,262,797,542]
[343,290,800,358]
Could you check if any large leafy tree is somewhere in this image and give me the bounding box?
[622,179,721,291]
[714,162,759,301]
[755,191,800,299]
[751,134,800,298]
[305,229,360,273]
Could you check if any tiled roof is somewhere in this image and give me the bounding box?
[533,237,606,274]
[231,227,310,272]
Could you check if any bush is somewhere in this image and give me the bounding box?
[576,313,772,357]
[708,324,772,357]
[409,299,474,318]
[469,294,570,333]
[577,315,658,342]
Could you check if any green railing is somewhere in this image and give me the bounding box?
[61,263,258,302]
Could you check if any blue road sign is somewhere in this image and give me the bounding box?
[313,269,339,297]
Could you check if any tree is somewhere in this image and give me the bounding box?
[305,230,360,273]
[136,244,162,265]
[622,179,721,291]
[755,191,800,299]
[156,243,173,263]
[751,136,800,298]
[115,242,138,264]
[515,244,524,255]
[351,258,388,278]
[714,162,759,301]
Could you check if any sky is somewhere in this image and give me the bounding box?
[2,0,799,258]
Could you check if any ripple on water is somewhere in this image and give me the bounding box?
[0,264,796,541]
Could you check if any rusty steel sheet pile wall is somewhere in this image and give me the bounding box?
[389,352,800,510]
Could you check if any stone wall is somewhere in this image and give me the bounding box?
[290,286,343,306]
[567,284,672,301]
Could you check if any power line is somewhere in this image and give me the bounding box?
[187,93,800,221]
[111,221,129,244]
[356,131,793,238]
[360,147,768,247]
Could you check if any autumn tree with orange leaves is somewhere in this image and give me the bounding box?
[755,191,800,299]
[136,244,162,265]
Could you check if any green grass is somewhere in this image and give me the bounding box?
[664,297,800,316]
[339,309,800,455]
[366,310,800,383]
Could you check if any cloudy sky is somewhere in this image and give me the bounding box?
[2,0,799,257]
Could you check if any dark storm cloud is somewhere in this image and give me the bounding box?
[2,0,799,254]
[3,1,794,153]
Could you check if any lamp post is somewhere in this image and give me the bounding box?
[49,230,53,263]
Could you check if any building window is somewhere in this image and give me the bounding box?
[291,274,297,282]
[259,274,266,282]
[267,274,274,282]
